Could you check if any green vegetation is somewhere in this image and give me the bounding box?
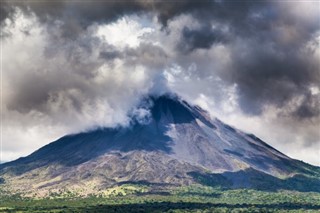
[1,185,320,212]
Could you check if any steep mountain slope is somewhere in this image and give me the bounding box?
[0,94,319,196]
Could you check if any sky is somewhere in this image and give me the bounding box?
[0,0,319,166]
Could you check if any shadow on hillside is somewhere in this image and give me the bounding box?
[84,203,320,212]
[188,168,320,193]
[0,125,174,175]
[14,202,319,212]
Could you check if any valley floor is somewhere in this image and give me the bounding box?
[1,185,320,212]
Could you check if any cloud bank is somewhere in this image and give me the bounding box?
[1,1,319,165]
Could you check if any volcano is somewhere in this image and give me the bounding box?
[0,94,319,196]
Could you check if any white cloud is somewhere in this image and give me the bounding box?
[96,16,154,49]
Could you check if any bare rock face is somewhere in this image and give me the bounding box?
[0,94,319,196]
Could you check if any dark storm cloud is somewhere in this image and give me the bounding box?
[99,49,122,61]
[157,1,319,120]
[293,93,320,119]
[225,37,320,118]
[2,0,319,121]
[178,25,227,52]
[218,1,320,120]
[168,1,320,120]
[1,0,146,39]
[0,1,14,24]
[4,0,142,22]
[0,0,265,32]
[0,0,211,36]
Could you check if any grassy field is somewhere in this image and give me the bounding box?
[1,185,320,212]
